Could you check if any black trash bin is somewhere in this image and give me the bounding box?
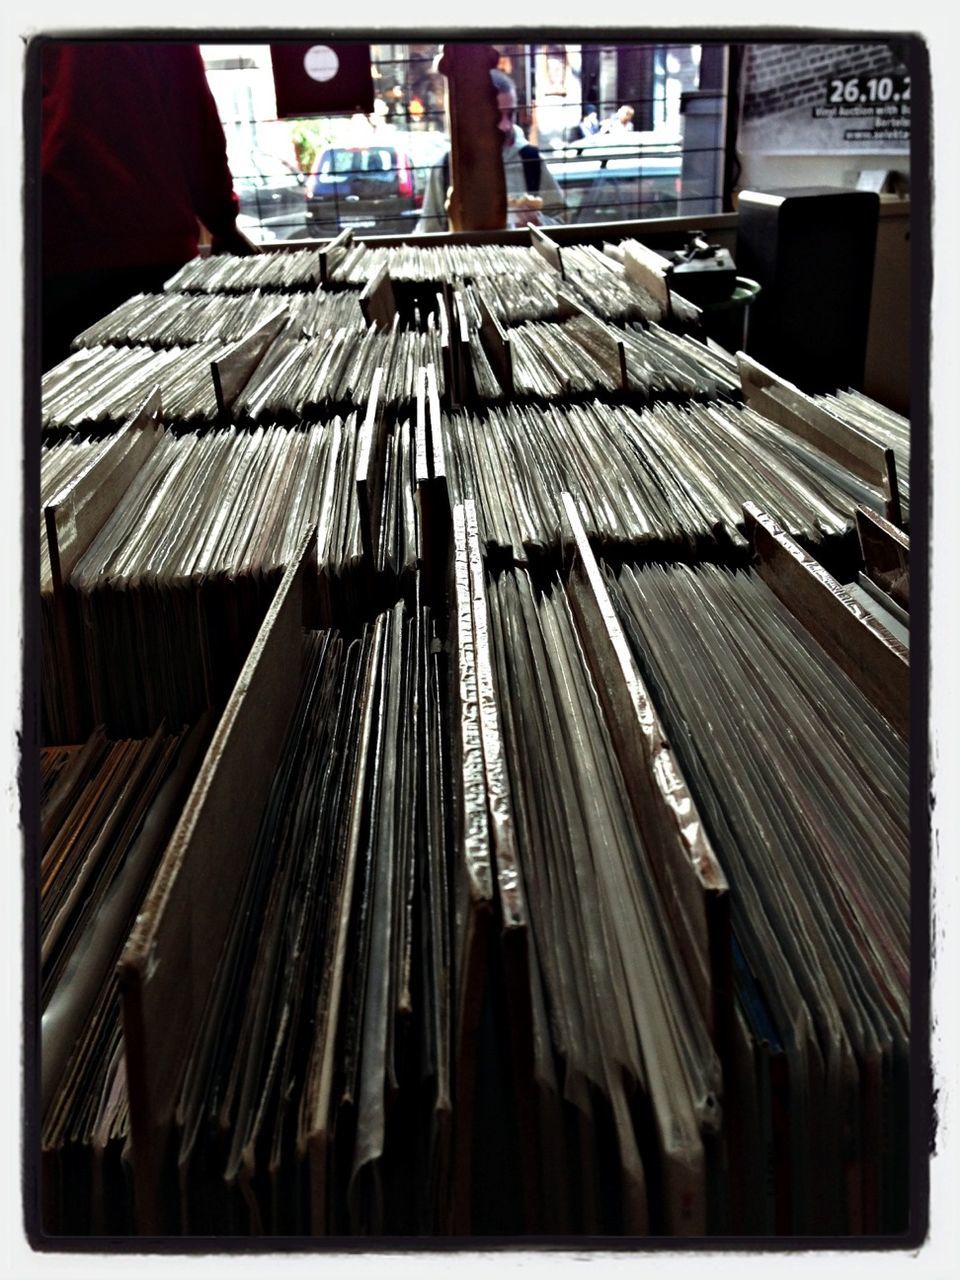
[696,275,761,355]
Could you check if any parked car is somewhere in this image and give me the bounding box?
[304,138,445,235]
[233,150,308,241]
[546,136,683,223]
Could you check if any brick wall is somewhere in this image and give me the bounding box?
[743,42,907,121]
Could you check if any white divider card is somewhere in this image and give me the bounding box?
[355,366,387,567]
[529,224,563,277]
[426,362,446,485]
[359,260,397,331]
[210,304,289,415]
[414,367,430,490]
[620,238,672,320]
[318,226,354,286]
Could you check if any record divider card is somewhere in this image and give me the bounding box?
[737,353,903,527]
[211,305,290,418]
[561,491,732,1056]
[318,227,355,287]
[744,502,909,739]
[119,529,319,1233]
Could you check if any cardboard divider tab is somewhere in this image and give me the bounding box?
[560,491,731,1046]
[359,261,397,331]
[475,287,514,397]
[529,224,563,277]
[737,354,903,527]
[620,238,672,319]
[211,305,289,415]
[119,530,319,1232]
[744,502,909,739]
[318,226,354,286]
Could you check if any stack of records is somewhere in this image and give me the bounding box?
[55,424,332,736]
[232,320,444,420]
[560,242,668,324]
[603,559,909,1233]
[168,602,454,1234]
[444,400,859,563]
[70,289,366,351]
[42,342,228,435]
[34,230,914,1245]
[163,249,322,294]
[330,242,551,289]
[475,560,722,1234]
[41,720,209,1234]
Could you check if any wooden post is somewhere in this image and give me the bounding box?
[437,44,506,232]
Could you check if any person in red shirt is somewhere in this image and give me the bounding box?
[40,41,251,371]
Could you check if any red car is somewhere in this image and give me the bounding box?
[305,142,439,234]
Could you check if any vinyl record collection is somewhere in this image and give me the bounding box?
[72,289,368,350]
[36,230,912,1240]
[814,389,911,520]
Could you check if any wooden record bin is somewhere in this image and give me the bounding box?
[35,220,914,1243]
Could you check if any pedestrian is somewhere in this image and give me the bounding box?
[577,103,601,138]
[600,104,636,134]
[415,68,565,232]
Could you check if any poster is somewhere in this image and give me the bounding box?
[738,41,910,156]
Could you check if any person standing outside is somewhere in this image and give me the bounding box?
[577,103,601,137]
[415,68,565,232]
[600,104,636,134]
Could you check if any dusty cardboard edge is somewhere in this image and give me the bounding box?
[744,501,911,666]
[561,491,729,895]
[118,527,316,977]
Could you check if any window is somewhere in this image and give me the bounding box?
[200,39,728,239]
